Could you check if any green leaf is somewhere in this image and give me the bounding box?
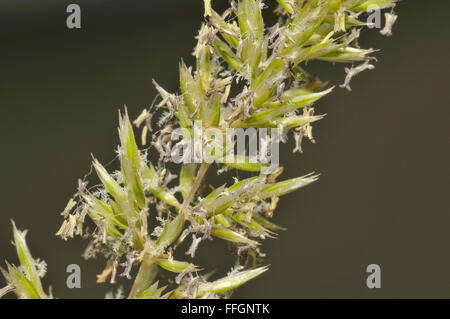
[138,281,169,299]
[201,184,231,215]
[318,47,375,63]
[93,159,126,204]
[11,222,45,297]
[201,176,266,215]
[276,0,295,14]
[263,87,333,110]
[156,214,185,249]
[1,262,42,299]
[213,37,243,72]
[143,165,181,208]
[1,222,48,299]
[118,110,146,209]
[228,211,277,237]
[228,176,264,192]
[252,214,286,231]
[242,115,325,129]
[237,0,265,80]
[211,225,259,246]
[224,155,270,172]
[214,213,234,228]
[208,7,240,48]
[155,259,200,273]
[179,60,198,114]
[269,115,324,129]
[198,266,269,294]
[242,88,332,126]
[252,58,285,107]
[352,0,398,11]
[260,174,320,198]
[118,109,140,172]
[84,195,128,231]
[287,1,328,48]
[200,92,221,126]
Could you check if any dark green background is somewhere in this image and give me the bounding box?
[0,0,448,298]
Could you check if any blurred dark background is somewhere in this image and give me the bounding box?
[0,0,449,298]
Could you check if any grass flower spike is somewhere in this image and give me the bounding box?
[1,221,49,299]
[1,0,399,299]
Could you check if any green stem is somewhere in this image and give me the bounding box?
[179,162,210,218]
[128,163,210,299]
[128,253,156,299]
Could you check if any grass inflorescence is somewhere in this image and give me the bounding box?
[1,0,398,299]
